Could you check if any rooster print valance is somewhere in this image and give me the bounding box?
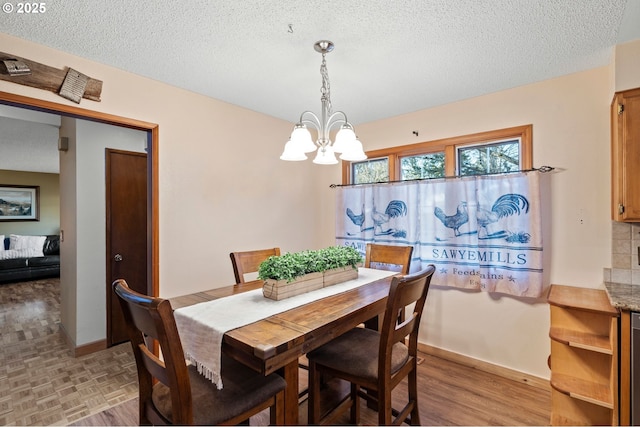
[335,171,543,298]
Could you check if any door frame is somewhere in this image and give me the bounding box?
[0,90,159,298]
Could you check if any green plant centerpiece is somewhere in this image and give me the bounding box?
[258,246,363,300]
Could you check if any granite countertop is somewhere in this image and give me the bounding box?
[604,282,640,312]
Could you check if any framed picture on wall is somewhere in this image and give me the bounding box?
[0,185,40,221]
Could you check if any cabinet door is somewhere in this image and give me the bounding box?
[612,87,640,222]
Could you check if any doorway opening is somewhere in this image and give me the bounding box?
[0,90,159,354]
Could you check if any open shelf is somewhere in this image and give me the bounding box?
[550,373,613,408]
[547,285,619,426]
[551,389,617,426]
[549,326,613,354]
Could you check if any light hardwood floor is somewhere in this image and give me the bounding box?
[3,278,551,426]
[77,351,552,426]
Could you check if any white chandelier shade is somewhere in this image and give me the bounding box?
[331,125,355,153]
[313,146,339,165]
[340,138,367,161]
[280,40,367,165]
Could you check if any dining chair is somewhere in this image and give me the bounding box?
[113,279,286,426]
[307,265,436,426]
[230,247,281,283]
[365,243,413,274]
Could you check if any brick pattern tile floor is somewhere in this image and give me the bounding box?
[0,278,138,426]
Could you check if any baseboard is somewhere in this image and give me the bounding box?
[418,343,550,391]
[59,323,107,357]
[74,339,107,357]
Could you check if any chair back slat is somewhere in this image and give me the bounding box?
[391,311,418,346]
[230,247,281,283]
[139,343,171,386]
[365,243,413,274]
[395,277,427,308]
[126,299,162,339]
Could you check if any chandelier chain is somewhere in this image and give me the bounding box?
[320,53,332,114]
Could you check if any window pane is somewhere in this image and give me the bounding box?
[458,139,520,176]
[400,152,445,180]
[352,158,389,184]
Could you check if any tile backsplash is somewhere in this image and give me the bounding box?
[604,221,640,285]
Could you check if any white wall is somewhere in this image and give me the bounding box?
[615,39,640,91]
[59,118,147,346]
[76,120,146,345]
[59,116,77,344]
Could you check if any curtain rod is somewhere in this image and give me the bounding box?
[329,166,555,188]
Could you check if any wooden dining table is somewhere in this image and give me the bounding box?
[168,268,397,425]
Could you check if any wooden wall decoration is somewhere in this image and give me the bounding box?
[0,51,102,102]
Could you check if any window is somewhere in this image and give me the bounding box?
[457,138,520,176]
[401,152,445,180]
[352,157,389,184]
[342,125,532,184]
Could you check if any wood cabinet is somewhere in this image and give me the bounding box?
[611,87,640,222]
[548,285,620,425]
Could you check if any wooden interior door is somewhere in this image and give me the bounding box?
[106,149,148,346]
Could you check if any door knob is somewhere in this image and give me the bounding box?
[114,254,123,262]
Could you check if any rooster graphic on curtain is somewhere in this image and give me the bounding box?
[346,193,530,243]
[433,193,530,242]
[346,200,408,238]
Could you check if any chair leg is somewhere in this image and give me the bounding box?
[308,360,322,424]
[408,368,420,426]
[270,389,285,426]
[350,383,360,424]
[378,385,392,426]
[298,356,310,399]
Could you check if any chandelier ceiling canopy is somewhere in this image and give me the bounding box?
[280,40,366,165]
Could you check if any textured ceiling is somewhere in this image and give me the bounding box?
[0,106,60,173]
[0,116,60,173]
[2,0,640,127]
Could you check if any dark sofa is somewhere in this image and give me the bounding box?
[0,235,60,284]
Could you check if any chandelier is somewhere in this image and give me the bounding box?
[280,40,367,165]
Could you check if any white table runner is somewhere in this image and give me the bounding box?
[173,267,395,389]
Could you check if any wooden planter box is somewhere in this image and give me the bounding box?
[262,272,323,300]
[323,266,358,287]
[262,267,359,300]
